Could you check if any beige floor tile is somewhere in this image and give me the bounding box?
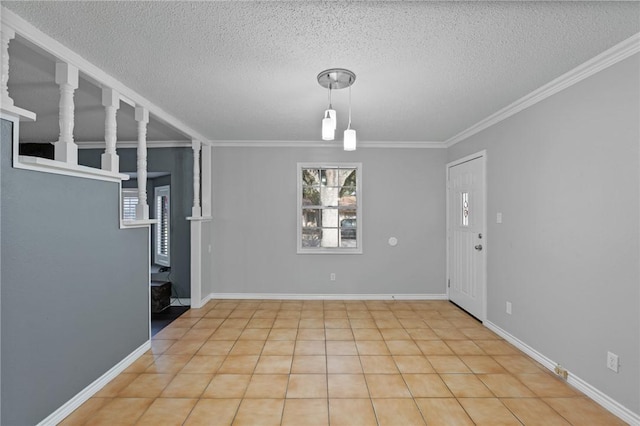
[327,374,370,398]
[475,339,520,355]
[352,328,383,340]
[144,354,192,374]
[281,398,329,426]
[457,398,522,426]
[233,398,285,426]
[398,319,428,329]
[326,340,358,355]
[405,328,440,340]
[372,398,426,426]
[295,340,326,355]
[477,373,535,397]
[440,373,494,397]
[325,328,354,340]
[416,340,454,355]
[445,340,485,355]
[502,398,571,425]
[365,374,411,398]
[515,373,580,397]
[209,328,243,341]
[459,326,500,340]
[386,340,422,355]
[94,373,139,398]
[287,374,328,398]
[327,355,363,374]
[329,398,377,425]
[181,328,215,341]
[254,355,293,374]
[161,373,213,398]
[136,398,197,425]
[544,397,628,425]
[118,373,174,398]
[154,327,189,340]
[425,319,454,328]
[291,355,327,374]
[299,318,326,328]
[183,398,240,426]
[297,328,326,340]
[494,354,545,373]
[87,397,153,425]
[196,340,236,356]
[229,340,265,356]
[238,328,270,340]
[217,355,259,374]
[324,318,351,328]
[245,374,289,398]
[432,328,468,340]
[163,340,205,356]
[58,398,109,426]
[324,309,348,318]
[403,373,453,397]
[202,374,251,398]
[459,355,507,373]
[192,318,225,330]
[356,341,391,355]
[273,318,299,328]
[262,340,295,355]
[347,310,372,319]
[415,398,474,426]
[392,355,434,374]
[180,355,225,374]
[221,318,250,328]
[427,355,472,373]
[360,355,399,374]
[374,319,403,328]
[267,328,298,340]
[229,309,257,319]
[246,318,275,329]
[379,328,411,340]
[149,339,176,355]
[350,319,378,329]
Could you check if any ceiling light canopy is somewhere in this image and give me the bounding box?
[317,68,356,151]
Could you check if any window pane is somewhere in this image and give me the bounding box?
[322,208,338,228]
[339,213,357,246]
[302,228,322,247]
[302,186,320,206]
[461,192,469,227]
[321,186,339,207]
[303,169,320,186]
[339,188,356,207]
[302,209,322,228]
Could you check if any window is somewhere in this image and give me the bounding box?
[154,185,171,266]
[121,188,139,221]
[297,163,362,254]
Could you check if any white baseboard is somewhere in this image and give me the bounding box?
[36,341,151,426]
[170,298,191,306]
[208,293,448,301]
[484,321,640,426]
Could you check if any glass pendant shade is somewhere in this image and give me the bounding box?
[328,109,336,130]
[322,111,335,140]
[344,128,356,151]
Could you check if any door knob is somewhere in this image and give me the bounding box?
[474,244,483,251]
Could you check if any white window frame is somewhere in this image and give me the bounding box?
[121,188,139,221]
[297,162,362,254]
[154,185,171,266]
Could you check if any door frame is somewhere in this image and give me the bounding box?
[446,150,488,322]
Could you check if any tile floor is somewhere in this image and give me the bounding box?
[60,299,627,425]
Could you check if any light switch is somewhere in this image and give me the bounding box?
[496,212,503,224]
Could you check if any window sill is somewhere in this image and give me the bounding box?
[121,219,159,229]
[17,155,130,183]
[1,105,36,121]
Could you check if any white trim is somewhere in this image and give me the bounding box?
[208,293,449,301]
[210,140,446,149]
[446,150,488,322]
[187,216,213,222]
[1,7,208,144]
[446,33,640,147]
[120,219,158,229]
[15,155,129,183]
[484,321,640,425]
[76,140,191,149]
[1,104,35,121]
[36,341,151,426]
[190,220,203,308]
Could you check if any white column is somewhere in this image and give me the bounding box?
[53,62,79,164]
[201,144,212,217]
[135,106,149,220]
[191,140,202,217]
[101,88,120,172]
[1,27,15,107]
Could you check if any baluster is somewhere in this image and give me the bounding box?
[135,106,149,220]
[1,27,15,107]
[101,88,120,172]
[191,140,201,217]
[53,62,79,164]
[201,144,212,217]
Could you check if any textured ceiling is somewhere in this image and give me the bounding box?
[3,1,640,144]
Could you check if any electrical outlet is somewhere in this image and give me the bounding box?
[554,364,568,380]
[607,351,619,373]
[330,273,336,281]
[506,301,512,315]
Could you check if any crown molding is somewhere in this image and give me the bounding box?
[446,32,640,147]
[1,7,209,144]
[209,140,446,149]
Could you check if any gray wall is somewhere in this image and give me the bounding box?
[1,120,150,425]
[208,147,447,296]
[80,147,193,298]
[447,54,640,413]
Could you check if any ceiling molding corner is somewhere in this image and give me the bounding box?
[445,32,640,148]
[208,140,446,149]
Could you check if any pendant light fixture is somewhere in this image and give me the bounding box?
[317,68,356,151]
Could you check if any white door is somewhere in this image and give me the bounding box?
[447,154,486,320]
